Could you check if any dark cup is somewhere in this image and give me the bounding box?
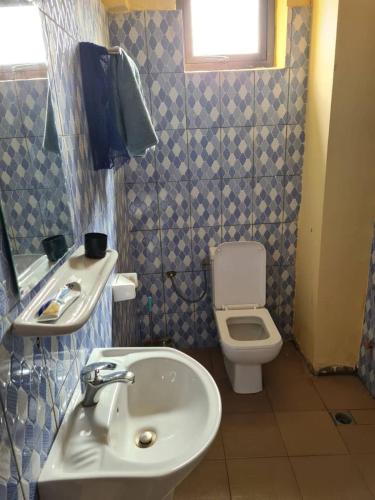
[84,232,107,259]
[42,235,68,262]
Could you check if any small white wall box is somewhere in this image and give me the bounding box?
[112,273,138,302]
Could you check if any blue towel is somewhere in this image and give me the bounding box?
[110,48,158,157]
[79,42,129,170]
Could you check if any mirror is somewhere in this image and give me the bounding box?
[0,2,74,296]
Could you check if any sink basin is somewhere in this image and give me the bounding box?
[38,347,222,500]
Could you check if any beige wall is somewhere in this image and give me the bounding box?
[294,0,375,370]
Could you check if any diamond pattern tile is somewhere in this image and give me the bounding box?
[158,181,190,229]
[255,69,288,125]
[283,175,302,222]
[286,124,305,175]
[253,223,283,265]
[145,10,184,73]
[130,230,162,274]
[0,138,33,190]
[126,183,159,231]
[136,273,165,316]
[190,179,222,227]
[222,224,252,242]
[191,226,221,271]
[221,127,253,179]
[15,237,44,255]
[186,72,221,129]
[108,12,148,73]
[150,73,186,130]
[290,7,311,68]
[26,136,64,189]
[282,221,298,265]
[164,271,194,313]
[279,265,296,306]
[2,190,45,238]
[220,71,255,127]
[253,176,284,223]
[254,125,286,176]
[188,128,221,180]
[266,266,281,309]
[138,314,167,344]
[0,81,23,139]
[277,302,294,339]
[166,311,195,348]
[222,178,253,226]
[124,149,157,183]
[288,67,308,124]
[195,309,218,347]
[359,224,375,395]
[16,79,48,138]
[161,228,193,272]
[155,129,189,181]
[39,189,73,236]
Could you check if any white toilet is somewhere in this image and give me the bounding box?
[209,241,283,394]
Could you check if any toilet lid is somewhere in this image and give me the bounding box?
[212,241,266,308]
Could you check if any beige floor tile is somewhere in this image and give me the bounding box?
[291,455,373,500]
[352,454,375,496]
[218,378,272,414]
[227,457,302,500]
[339,424,375,453]
[352,410,375,425]
[182,348,213,374]
[222,413,287,458]
[264,342,309,380]
[265,375,324,412]
[210,348,227,381]
[276,411,347,456]
[312,376,375,410]
[174,460,230,500]
[204,430,225,460]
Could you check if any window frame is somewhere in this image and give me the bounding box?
[177,0,275,72]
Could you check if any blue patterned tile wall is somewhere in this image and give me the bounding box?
[109,6,311,348]
[0,77,74,254]
[358,224,375,396]
[0,1,136,499]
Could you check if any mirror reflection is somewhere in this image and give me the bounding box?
[0,2,74,296]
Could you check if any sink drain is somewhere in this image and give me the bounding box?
[331,411,354,425]
[135,429,157,448]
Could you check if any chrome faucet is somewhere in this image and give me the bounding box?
[80,361,135,407]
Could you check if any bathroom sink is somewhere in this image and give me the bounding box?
[38,347,222,500]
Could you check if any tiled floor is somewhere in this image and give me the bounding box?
[175,342,375,499]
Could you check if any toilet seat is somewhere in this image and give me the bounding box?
[215,307,281,350]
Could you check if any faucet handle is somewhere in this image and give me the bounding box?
[80,361,117,383]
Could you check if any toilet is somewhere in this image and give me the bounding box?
[209,241,282,394]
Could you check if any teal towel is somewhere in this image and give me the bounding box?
[43,87,60,155]
[110,49,158,157]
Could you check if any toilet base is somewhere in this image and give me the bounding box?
[223,356,263,394]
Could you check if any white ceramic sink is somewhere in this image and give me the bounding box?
[38,347,222,500]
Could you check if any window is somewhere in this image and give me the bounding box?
[0,5,47,80]
[178,0,275,71]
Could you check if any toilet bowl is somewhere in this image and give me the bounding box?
[210,241,282,394]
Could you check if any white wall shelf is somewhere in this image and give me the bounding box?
[12,246,118,337]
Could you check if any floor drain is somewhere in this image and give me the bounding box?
[135,429,157,448]
[331,411,354,425]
